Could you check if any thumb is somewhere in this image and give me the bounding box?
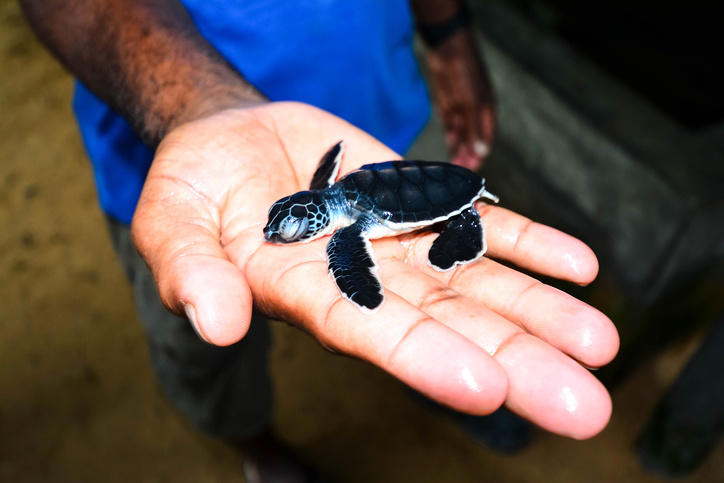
[131,178,253,346]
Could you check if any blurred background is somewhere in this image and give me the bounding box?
[1,0,722,481]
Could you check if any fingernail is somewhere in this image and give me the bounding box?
[473,140,489,158]
[183,302,209,343]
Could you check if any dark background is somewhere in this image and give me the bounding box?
[512,0,724,130]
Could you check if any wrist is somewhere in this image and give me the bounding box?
[416,2,471,48]
[169,82,268,134]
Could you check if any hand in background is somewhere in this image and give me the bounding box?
[426,30,495,171]
[132,101,618,439]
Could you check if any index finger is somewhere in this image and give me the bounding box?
[244,240,509,415]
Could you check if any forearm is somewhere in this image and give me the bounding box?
[20,0,264,146]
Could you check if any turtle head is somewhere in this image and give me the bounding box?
[263,191,330,244]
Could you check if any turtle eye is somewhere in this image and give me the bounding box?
[279,216,309,242]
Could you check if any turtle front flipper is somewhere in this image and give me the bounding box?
[428,207,486,271]
[326,217,383,310]
[310,141,344,190]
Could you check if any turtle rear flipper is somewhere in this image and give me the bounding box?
[310,141,344,190]
[429,207,486,271]
[326,218,383,310]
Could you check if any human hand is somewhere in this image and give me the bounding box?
[132,102,618,439]
[426,30,495,171]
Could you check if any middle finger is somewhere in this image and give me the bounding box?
[378,257,612,439]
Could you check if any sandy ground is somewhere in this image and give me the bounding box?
[1,2,722,482]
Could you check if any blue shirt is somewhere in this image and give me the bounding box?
[73,0,431,224]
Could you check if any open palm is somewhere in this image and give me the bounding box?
[132,102,618,439]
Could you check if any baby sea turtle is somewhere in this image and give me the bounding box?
[263,141,499,311]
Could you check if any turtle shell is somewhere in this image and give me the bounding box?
[337,161,483,224]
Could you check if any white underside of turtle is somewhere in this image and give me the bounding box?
[263,141,499,311]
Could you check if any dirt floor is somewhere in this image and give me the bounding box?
[1,2,722,482]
